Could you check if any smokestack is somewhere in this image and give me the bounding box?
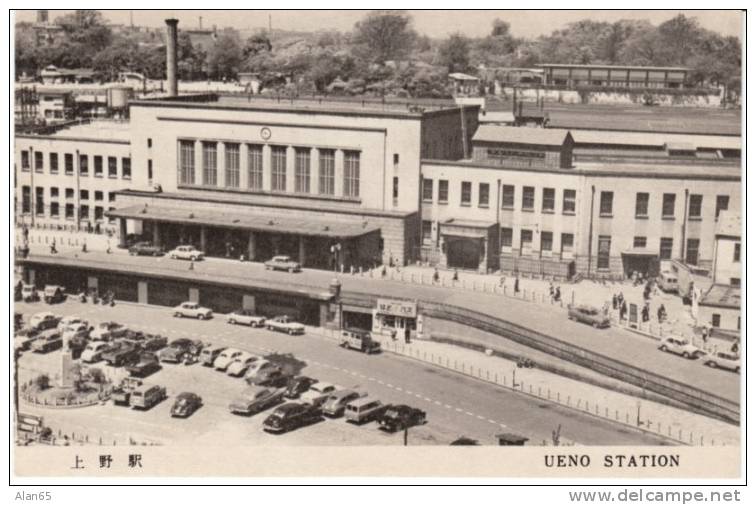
[199,16,202,29]
[165,18,179,97]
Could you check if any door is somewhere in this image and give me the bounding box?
[189,288,199,303]
[446,236,482,270]
[138,281,148,305]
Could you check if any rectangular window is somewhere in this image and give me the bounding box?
[247,145,263,190]
[501,227,513,249]
[65,154,73,175]
[422,220,433,245]
[599,191,613,216]
[108,156,118,178]
[94,191,103,201]
[148,159,153,183]
[541,231,553,252]
[317,149,334,195]
[49,153,58,174]
[50,201,59,218]
[635,192,649,218]
[108,207,116,223]
[393,177,399,200]
[80,189,89,200]
[21,151,30,170]
[202,142,218,186]
[179,141,195,185]
[686,238,700,265]
[689,194,703,219]
[80,204,89,220]
[93,155,102,177]
[597,236,611,269]
[147,138,152,148]
[438,180,448,203]
[343,151,360,198]
[393,153,399,165]
[542,188,555,212]
[461,181,472,206]
[520,229,533,253]
[733,242,741,262]
[422,178,434,202]
[225,143,240,188]
[65,203,74,219]
[501,184,515,209]
[294,148,310,193]
[633,236,647,249]
[563,189,576,214]
[21,186,31,213]
[478,183,489,207]
[271,146,287,192]
[662,193,676,218]
[65,188,74,199]
[730,278,740,288]
[522,186,535,211]
[711,314,721,328]
[94,206,104,221]
[34,151,43,172]
[122,157,131,179]
[108,193,116,202]
[660,238,674,260]
[561,233,574,256]
[77,155,87,176]
[50,187,59,198]
[35,187,44,216]
[715,195,729,219]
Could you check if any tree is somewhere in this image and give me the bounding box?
[491,19,511,38]
[243,35,272,58]
[438,33,471,73]
[206,30,243,79]
[656,14,704,65]
[34,374,50,391]
[353,10,416,64]
[55,10,112,53]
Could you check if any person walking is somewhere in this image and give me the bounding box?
[620,300,628,320]
[657,304,666,323]
[612,293,618,310]
[404,325,411,344]
[554,286,561,302]
[514,276,520,294]
[641,303,649,323]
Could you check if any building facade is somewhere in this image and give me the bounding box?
[536,64,689,89]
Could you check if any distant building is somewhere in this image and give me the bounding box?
[40,65,99,85]
[471,125,574,169]
[536,64,689,89]
[36,90,75,123]
[448,73,481,96]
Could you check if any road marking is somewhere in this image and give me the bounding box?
[444,404,452,409]
[477,415,485,420]
[488,419,497,424]
[386,383,393,388]
[377,380,385,385]
[434,401,442,406]
[465,411,474,416]
[455,408,463,412]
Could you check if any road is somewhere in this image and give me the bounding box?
[15,300,670,446]
[21,248,739,403]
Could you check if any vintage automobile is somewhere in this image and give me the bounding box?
[344,396,388,424]
[200,343,227,366]
[167,245,204,261]
[43,285,66,304]
[228,386,285,416]
[658,336,703,359]
[20,284,39,302]
[81,341,111,363]
[322,389,366,418]
[300,382,340,407]
[58,316,87,331]
[29,312,61,331]
[227,309,266,327]
[90,321,129,341]
[128,241,164,257]
[226,352,261,377]
[245,364,288,387]
[30,330,63,353]
[243,359,279,383]
[102,342,141,367]
[567,304,611,329]
[61,322,91,342]
[702,351,740,372]
[379,405,427,433]
[126,352,163,378]
[264,255,302,273]
[67,334,90,359]
[213,348,244,371]
[170,392,203,418]
[112,377,144,406]
[266,315,305,335]
[284,376,319,400]
[173,302,213,320]
[262,402,322,433]
[130,383,167,410]
[159,338,197,363]
[340,329,381,354]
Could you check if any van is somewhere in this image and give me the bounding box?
[200,343,227,366]
[43,285,65,304]
[130,384,167,410]
[344,396,387,424]
[657,272,678,293]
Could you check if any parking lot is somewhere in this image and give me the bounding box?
[15,299,671,447]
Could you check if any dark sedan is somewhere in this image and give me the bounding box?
[379,405,426,433]
[263,403,322,434]
[170,392,203,418]
[128,241,165,257]
[158,338,195,363]
[102,343,141,367]
[284,376,318,399]
[126,352,163,378]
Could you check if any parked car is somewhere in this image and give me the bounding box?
[90,321,129,341]
[658,336,702,359]
[173,302,213,320]
[567,304,611,328]
[262,403,321,433]
[227,309,266,327]
[200,343,227,366]
[379,405,426,432]
[43,285,66,304]
[81,341,111,363]
[226,352,261,377]
[129,241,164,257]
[228,386,285,416]
[246,364,288,387]
[243,359,279,383]
[266,315,305,335]
[31,331,63,353]
[112,377,143,406]
[126,352,163,378]
[29,312,60,331]
[20,284,39,302]
[340,328,381,354]
[214,348,244,371]
[58,316,88,331]
[300,382,340,407]
[102,342,141,367]
[167,245,204,261]
[61,322,91,342]
[322,389,366,418]
[657,271,678,293]
[702,351,740,372]
[130,383,167,410]
[139,334,169,352]
[14,335,33,353]
[159,338,197,363]
[284,376,318,399]
[264,255,301,273]
[170,392,203,418]
[345,397,388,424]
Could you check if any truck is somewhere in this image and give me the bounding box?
[339,329,381,354]
[130,383,167,410]
[112,377,144,406]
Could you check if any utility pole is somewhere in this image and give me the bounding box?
[29,147,35,227]
[75,149,81,232]
[268,14,272,34]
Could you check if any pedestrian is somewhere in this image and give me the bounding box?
[618,291,624,307]
[702,324,710,343]
[620,300,627,320]
[641,304,649,323]
[81,240,87,253]
[514,276,520,294]
[731,342,739,354]
[106,240,112,254]
[612,293,618,310]
[189,259,195,271]
[433,268,440,284]
[554,286,561,302]
[391,329,397,341]
[549,282,555,300]
[381,265,387,278]
[657,304,666,323]
[452,269,459,282]
[404,326,411,344]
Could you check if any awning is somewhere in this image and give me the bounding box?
[440,219,496,239]
[107,204,381,239]
[621,249,658,257]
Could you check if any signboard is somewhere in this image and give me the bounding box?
[376,298,417,318]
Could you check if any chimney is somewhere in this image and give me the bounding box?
[165,18,179,97]
[199,16,203,30]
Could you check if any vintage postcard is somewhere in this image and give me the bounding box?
[10,8,744,482]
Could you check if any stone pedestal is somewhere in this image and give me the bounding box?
[59,350,75,389]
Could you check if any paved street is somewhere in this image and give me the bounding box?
[16,300,670,446]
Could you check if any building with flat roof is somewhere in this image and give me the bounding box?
[536,63,689,89]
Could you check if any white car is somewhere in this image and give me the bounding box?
[29,312,60,330]
[243,359,280,383]
[81,341,111,363]
[227,309,266,327]
[90,321,128,341]
[264,255,301,273]
[703,351,740,373]
[61,322,91,341]
[226,352,261,377]
[266,315,305,335]
[214,348,244,371]
[300,382,340,407]
[173,302,213,320]
[658,337,702,359]
[168,245,204,261]
[58,316,87,331]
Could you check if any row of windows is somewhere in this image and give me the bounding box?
[178,141,361,198]
[20,150,131,180]
[21,185,117,202]
[19,194,115,221]
[600,191,730,220]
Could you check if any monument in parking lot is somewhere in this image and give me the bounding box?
[58,333,74,388]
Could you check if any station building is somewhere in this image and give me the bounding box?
[536,63,689,89]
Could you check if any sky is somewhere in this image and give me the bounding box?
[13,9,743,40]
